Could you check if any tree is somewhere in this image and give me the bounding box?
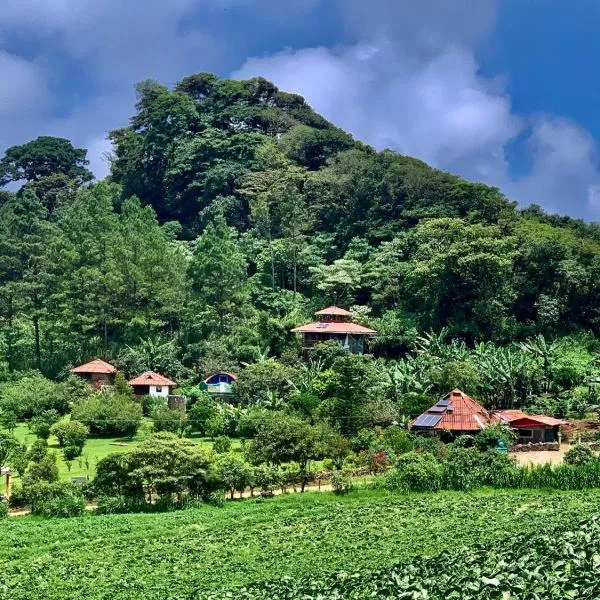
[247,414,320,491]
[188,214,247,326]
[215,454,252,499]
[0,136,92,186]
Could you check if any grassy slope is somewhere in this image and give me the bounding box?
[10,423,241,481]
[2,488,600,599]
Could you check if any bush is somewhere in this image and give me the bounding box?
[152,407,188,436]
[29,409,61,439]
[188,394,220,435]
[386,451,442,492]
[442,447,515,491]
[0,374,72,419]
[564,444,596,466]
[322,458,335,471]
[382,426,413,455]
[23,481,85,517]
[23,452,59,485]
[27,438,48,462]
[141,395,165,417]
[351,428,377,452]
[213,436,232,453]
[50,420,88,450]
[253,464,280,496]
[63,445,81,461]
[0,500,8,519]
[331,472,353,495]
[72,394,143,437]
[474,424,516,451]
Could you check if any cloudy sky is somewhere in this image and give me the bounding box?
[1,0,599,219]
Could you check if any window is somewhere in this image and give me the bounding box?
[519,429,533,438]
[156,386,162,393]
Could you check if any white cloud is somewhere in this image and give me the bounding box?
[234,28,600,219]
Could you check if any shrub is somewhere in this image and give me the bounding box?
[141,395,165,417]
[72,394,143,437]
[386,451,442,492]
[188,394,220,435]
[0,500,8,519]
[0,374,71,419]
[474,424,516,451]
[23,452,59,485]
[351,428,377,452]
[215,454,252,498]
[27,438,48,462]
[23,481,85,517]
[63,445,81,461]
[331,472,353,495]
[29,409,61,439]
[152,407,188,436]
[564,444,596,466]
[253,464,280,496]
[50,420,88,450]
[382,426,413,455]
[213,436,232,454]
[322,458,335,471]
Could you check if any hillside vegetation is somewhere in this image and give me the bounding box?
[2,73,600,382]
[1,489,599,599]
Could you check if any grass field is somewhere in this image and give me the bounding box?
[10,422,241,482]
[1,487,600,599]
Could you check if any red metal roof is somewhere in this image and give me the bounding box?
[494,411,566,427]
[291,322,376,335]
[411,389,490,432]
[128,371,176,387]
[70,359,117,374]
[315,306,353,316]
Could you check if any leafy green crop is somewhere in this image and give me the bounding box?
[1,489,600,599]
[212,516,600,599]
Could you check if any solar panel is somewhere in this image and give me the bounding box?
[412,414,442,428]
[429,406,445,413]
[437,399,450,406]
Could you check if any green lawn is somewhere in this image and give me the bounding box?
[1,487,599,599]
[10,422,241,482]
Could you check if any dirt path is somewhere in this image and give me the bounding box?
[511,444,572,466]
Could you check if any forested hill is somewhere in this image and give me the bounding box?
[2,72,600,378]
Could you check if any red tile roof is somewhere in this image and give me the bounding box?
[128,371,176,387]
[315,306,353,316]
[411,389,490,432]
[70,359,117,374]
[291,321,376,335]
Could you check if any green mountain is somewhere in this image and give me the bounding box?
[2,72,600,377]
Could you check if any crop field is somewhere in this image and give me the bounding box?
[2,488,600,599]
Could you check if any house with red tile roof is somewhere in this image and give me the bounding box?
[410,389,566,444]
[70,358,117,388]
[128,371,176,397]
[291,306,376,355]
[410,389,490,436]
[494,410,566,444]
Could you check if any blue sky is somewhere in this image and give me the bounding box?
[1,0,599,219]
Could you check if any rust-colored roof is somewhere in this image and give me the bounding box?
[494,410,566,427]
[291,322,376,335]
[70,359,117,374]
[411,389,490,432]
[128,371,176,387]
[315,306,353,316]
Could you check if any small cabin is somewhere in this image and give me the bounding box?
[70,359,117,389]
[201,372,236,400]
[291,306,376,355]
[494,410,566,444]
[128,371,176,397]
